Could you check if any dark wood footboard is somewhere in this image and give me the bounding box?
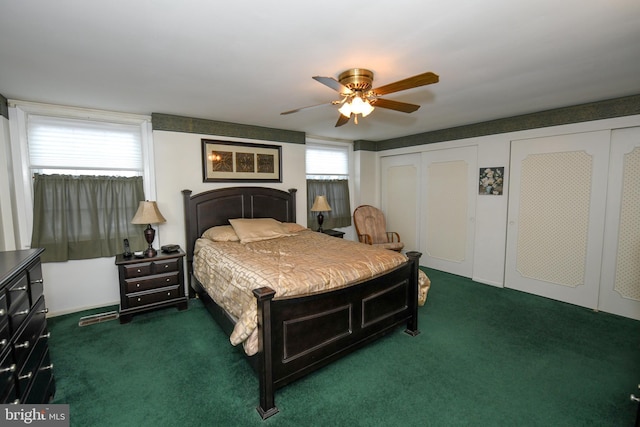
[253,250,422,418]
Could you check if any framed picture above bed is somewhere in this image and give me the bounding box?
[201,139,282,182]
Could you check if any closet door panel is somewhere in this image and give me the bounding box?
[505,131,610,309]
[599,126,640,320]
[381,154,420,253]
[421,146,477,277]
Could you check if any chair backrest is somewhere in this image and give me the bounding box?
[353,205,389,244]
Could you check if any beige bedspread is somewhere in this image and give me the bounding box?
[193,229,430,356]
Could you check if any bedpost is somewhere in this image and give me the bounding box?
[288,188,297,222]
[182,189,194,297]
[404,251,422,336]
[253,286,278,419]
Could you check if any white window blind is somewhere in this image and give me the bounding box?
[28,115,143,172]
[306,145,349,176]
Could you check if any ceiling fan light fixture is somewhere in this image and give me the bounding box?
[338,102,352,118]
[339,95,374,118]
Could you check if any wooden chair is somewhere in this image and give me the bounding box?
[353,205,404,252]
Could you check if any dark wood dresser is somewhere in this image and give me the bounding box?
[115,249,188,324]
[0,248,55,404]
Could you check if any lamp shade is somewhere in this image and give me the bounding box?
[131,201,167,225]
[310,195,332,212]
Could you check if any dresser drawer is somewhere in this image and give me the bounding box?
[6,274,29,312]
[17,331,49,400]
[126,286,181,308]
[152,258,179,273]
[0,293,7,321]
[24,349,54,404]
[122,262,153,279]
[0,348,16,403]
[124,272,180,294]
[27,262,44,306]
[0,321,10,353]
[8,294,30,334]
[13,297,47,369]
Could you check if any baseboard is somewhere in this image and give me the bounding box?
[471,276,503,288]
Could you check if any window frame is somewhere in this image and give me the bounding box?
[305,139,355,231]
[8,100,155,250]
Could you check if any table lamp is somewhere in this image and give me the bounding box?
[131,200,166,258]
[310,195,332,232]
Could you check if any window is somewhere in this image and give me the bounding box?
[306,143,352,230]
[9,101,154,261]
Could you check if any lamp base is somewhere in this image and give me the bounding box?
[144,246,157,258]
[143,224,157,258]
[317,212,324,232]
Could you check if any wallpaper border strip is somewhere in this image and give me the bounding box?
[356,94,640,151]
[151,113,305,144]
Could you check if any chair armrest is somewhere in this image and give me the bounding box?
[386,232,401,243]
[358,234,373,245]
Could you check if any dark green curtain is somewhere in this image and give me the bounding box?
[31,174,146,262]
[307,179,351,230]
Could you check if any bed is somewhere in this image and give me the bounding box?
[182,186,426,419]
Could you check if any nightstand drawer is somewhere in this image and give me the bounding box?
[126,286,181,308]
[122,263,153,279]
[124,272,180,294]
[152,258,179,273]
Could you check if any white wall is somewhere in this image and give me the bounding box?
[152,130,307,253]
[377,114,640,289]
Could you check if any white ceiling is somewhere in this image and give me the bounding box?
[1,0,639,142]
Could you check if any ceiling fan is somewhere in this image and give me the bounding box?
[281,68,439,127]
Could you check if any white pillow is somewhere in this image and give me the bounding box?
[228,218,295,243]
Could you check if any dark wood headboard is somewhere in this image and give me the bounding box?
[182,186,297,275]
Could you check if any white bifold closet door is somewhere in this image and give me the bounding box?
[506,130,611,310]
[599,127,640,320]
[420,147,477,278]
[381,154,421,253]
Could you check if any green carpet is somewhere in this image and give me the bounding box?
[47,269,640,426]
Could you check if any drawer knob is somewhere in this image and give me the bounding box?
[40,363,54,371]
[12,286,27,291]
[30,279,44,284]
[16,309,29,316]
[0,339,7,347]
[39,308,49,315]
[136,283,141,288]
[166,278,170,282]
[40,332,51,339]
[137,269,141,273]
[14,341,30,349]
[0,364,16,373]
[137,297,141,302]
[164,265,169,269]
[18,371,32,380]
[0,309,5,316]
[167,292,171,296]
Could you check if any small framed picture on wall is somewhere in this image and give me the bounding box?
[479,167,504,195]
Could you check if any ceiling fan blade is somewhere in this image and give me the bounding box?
[313,76,353,95]
[335,113,350,127]
[281,102,331,115]
[371,72,439,96]
[371,98,421,113]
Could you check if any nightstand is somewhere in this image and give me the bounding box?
[115,249,188,323]
[321,229,345,238]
